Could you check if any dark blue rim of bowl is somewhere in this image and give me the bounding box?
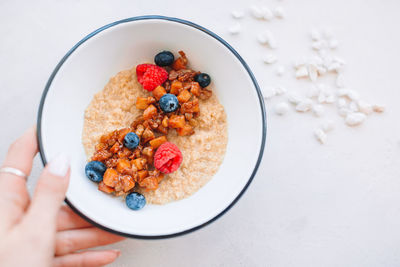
[37,15,267,239]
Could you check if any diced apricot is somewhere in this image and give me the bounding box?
[136,97,149,110]
[117,147,132,158]
[149,136,167,148]
[156,173,164,183]
[103,168,119,187]
[95,142,107,151]
[135,124,145,137]
[157,125,168,135]
[137,170,149,182]
[177,89,192,103]
[142,146,155,157]
[139,176,159,191]
[117,128,130,143]
[109,142,121,153]
[162,116,169,128]
[142,127,155,143]
[132,158,147,170]
[181,98,200,113]
[120,175,135,192]
[98,181,115,194]
[169,115,186,128]
[190,82,201,96]
[152,86,167,100]
[91,149,112,161]
[147,96,156,104]
[172,51,188,70]
[170,80,183,95]
[143,105,157,120]
[116,158,131,173]
[177,124,194,136]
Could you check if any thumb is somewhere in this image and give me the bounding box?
[26,154,70,225]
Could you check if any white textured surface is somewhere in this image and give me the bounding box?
[1,0,400,266]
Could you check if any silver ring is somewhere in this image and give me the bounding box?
[0,167,28,180]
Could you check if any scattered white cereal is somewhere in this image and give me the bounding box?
[320,120,335,132]
[329,39,339,49]
[316,65,327,75]
[228,23,242,35]
[276,65,286,76]
[296,98,313,112]
[314,128,327,144]
[308,64,318,82]
[295,66,308,78]
[231,10,245,19]
[262,88,276,99]
[257,31,277,48]
[349,101,359,112]
[372,104,385,113]
[273,6,285,18]
[287,92,303,104]
[310,29,321,41]
[275,102,290,115]
[336,73,345,88]
[262,54,278,64]
[347,90,360,101]
[345,112,366,126]
[250,5,264,19]
[357,100,373,115]
[261,6,274,20]
[312,104,325,117]
[275,85,287,95]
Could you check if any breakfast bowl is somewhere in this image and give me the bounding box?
[37,16,266,239]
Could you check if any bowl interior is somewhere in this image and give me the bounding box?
[39,17,265,237]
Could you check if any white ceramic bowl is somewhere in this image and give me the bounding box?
[37,16,266,239]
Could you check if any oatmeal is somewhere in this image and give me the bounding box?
[82,51,227,205]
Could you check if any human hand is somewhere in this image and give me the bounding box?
[0,127,125,267]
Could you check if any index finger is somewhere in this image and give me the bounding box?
[0,126,38,233]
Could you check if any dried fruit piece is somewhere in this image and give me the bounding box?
[143,105,158,120]
[103,168,119,187]
[152,85,167,100]
[168,115,186,128]
[170,80,183,95]
[172,51,188,70]
[149,136,168,148]
[177,124,194,136]
[136,97,149,110]
[98,181,115,194]
[177,89,192,103]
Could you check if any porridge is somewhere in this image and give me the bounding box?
[82,50,227,209]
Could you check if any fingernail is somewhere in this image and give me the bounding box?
[112,250,121,257]
[48,154,70,177]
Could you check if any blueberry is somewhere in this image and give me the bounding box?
[85,161,106,182]
[154,51,175,67]
[159,94,179,113]
[123,132,140,149]
[194,73,211,87]
[126,192,146,210]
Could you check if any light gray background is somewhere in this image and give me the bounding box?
[1,0,400,266]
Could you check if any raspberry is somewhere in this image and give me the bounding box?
[136,64,168,91]
[154,142,183,174]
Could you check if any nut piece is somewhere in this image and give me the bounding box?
[274,102,289,115]
[143,105,158,120]
[314,128,327,144]
[345,112,366,126]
